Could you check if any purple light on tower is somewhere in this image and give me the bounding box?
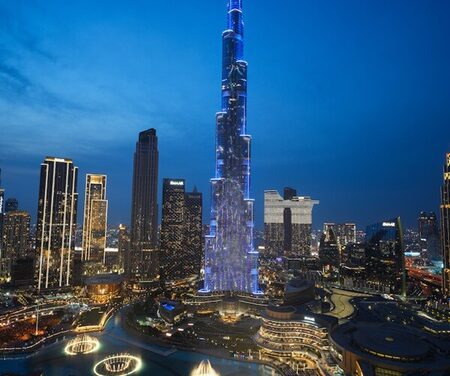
[203,0,260,294]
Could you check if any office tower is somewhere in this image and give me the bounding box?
[160,179,186,283]
[319,228,340,271]
[184,188,203,278]
[5,198,18,213]
[418,212,441,261]
[365,218,406,296]
[203,0,259,294]
[118,224,131,275]
[1,211,31,283]
[131,129,159,251]
[36,157,78,290]
[2,211,31,261]
[82,174,108,263]
[323,223,357,250]
[441,153,450,297]
[264,189,319,258]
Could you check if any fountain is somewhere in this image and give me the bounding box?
[64,335,100,355]
[93,353,142,376]
[191,360,221,376]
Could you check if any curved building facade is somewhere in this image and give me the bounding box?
[255,305,331,362]
[329,322,450,375]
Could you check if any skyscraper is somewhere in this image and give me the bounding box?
[130,129,158,278]
[82,174,108,263]
[36,157,78,290]
[441,153,450,298]
[418,212,440,261]
[118,224,131,275]
[2,211,31,261]
[264,190,319,258]
[323,223,357,250]
[160,179,186,283]
[203,0,259,294]
[365,218,406,296]
[131,129,159,250]
[184,188,203,278]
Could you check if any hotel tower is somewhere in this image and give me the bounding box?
[203,0,259,294]
[36,157,78,290]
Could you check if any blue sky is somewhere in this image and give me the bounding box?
[1,0,450,229]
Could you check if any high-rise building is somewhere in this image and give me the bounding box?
[184,188,203,278]
[418,212,440,261]
[0,169,5,268]
[203,0,259,294]
[5,198,18,213]
[36,157,78,290]
[441,153,450,297]
[118,224,131,275]
[82,174,108,263]
[323,223,357,250]
[264,190,319,258]
[1,211,31,283]
[365,218,406,296]
[160,179,186,283]
[131,129,159,251]
[2,211,31,261]
[130,129,158,280]
[319,228,340,271]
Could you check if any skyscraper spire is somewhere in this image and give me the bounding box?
[203,0,259,294]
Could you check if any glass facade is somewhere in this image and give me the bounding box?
[442,153,450,298]
[36,157,78,290]
[82,174,108,263]
[204,0,259,293]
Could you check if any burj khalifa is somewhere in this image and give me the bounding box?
[203,0,260,294]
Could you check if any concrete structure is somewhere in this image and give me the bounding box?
[264,190,319,257]
[330,321,450,375]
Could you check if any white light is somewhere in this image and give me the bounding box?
[304,316,315,322]
[382,222,396,228]
[170,181,184,186]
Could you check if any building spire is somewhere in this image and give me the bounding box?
[227,0,244,36]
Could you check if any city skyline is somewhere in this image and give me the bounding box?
[0,2,449,375]
[1,1,450,230]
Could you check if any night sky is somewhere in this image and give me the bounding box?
[1,0,450,230]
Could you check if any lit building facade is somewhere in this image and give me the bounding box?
[264,190,319,258]
[82,174,108,263]
[365,218,406,296]
[323,223,356,250]
[441,153,450,298]
[130,128,158,278]
[36,157,78,290]
[184,188,203,278]
[418,212,441,261]
[255,305,332,366]
[203,0,259,294]
[2,211,31,261]
[160,179,186,283]
[118,224,131,275]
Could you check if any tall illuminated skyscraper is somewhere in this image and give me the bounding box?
[130,129,158,279]
[36,157,78,290]
[441,153,450,298]
[82,174,108,263]
[203,0,259,294]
